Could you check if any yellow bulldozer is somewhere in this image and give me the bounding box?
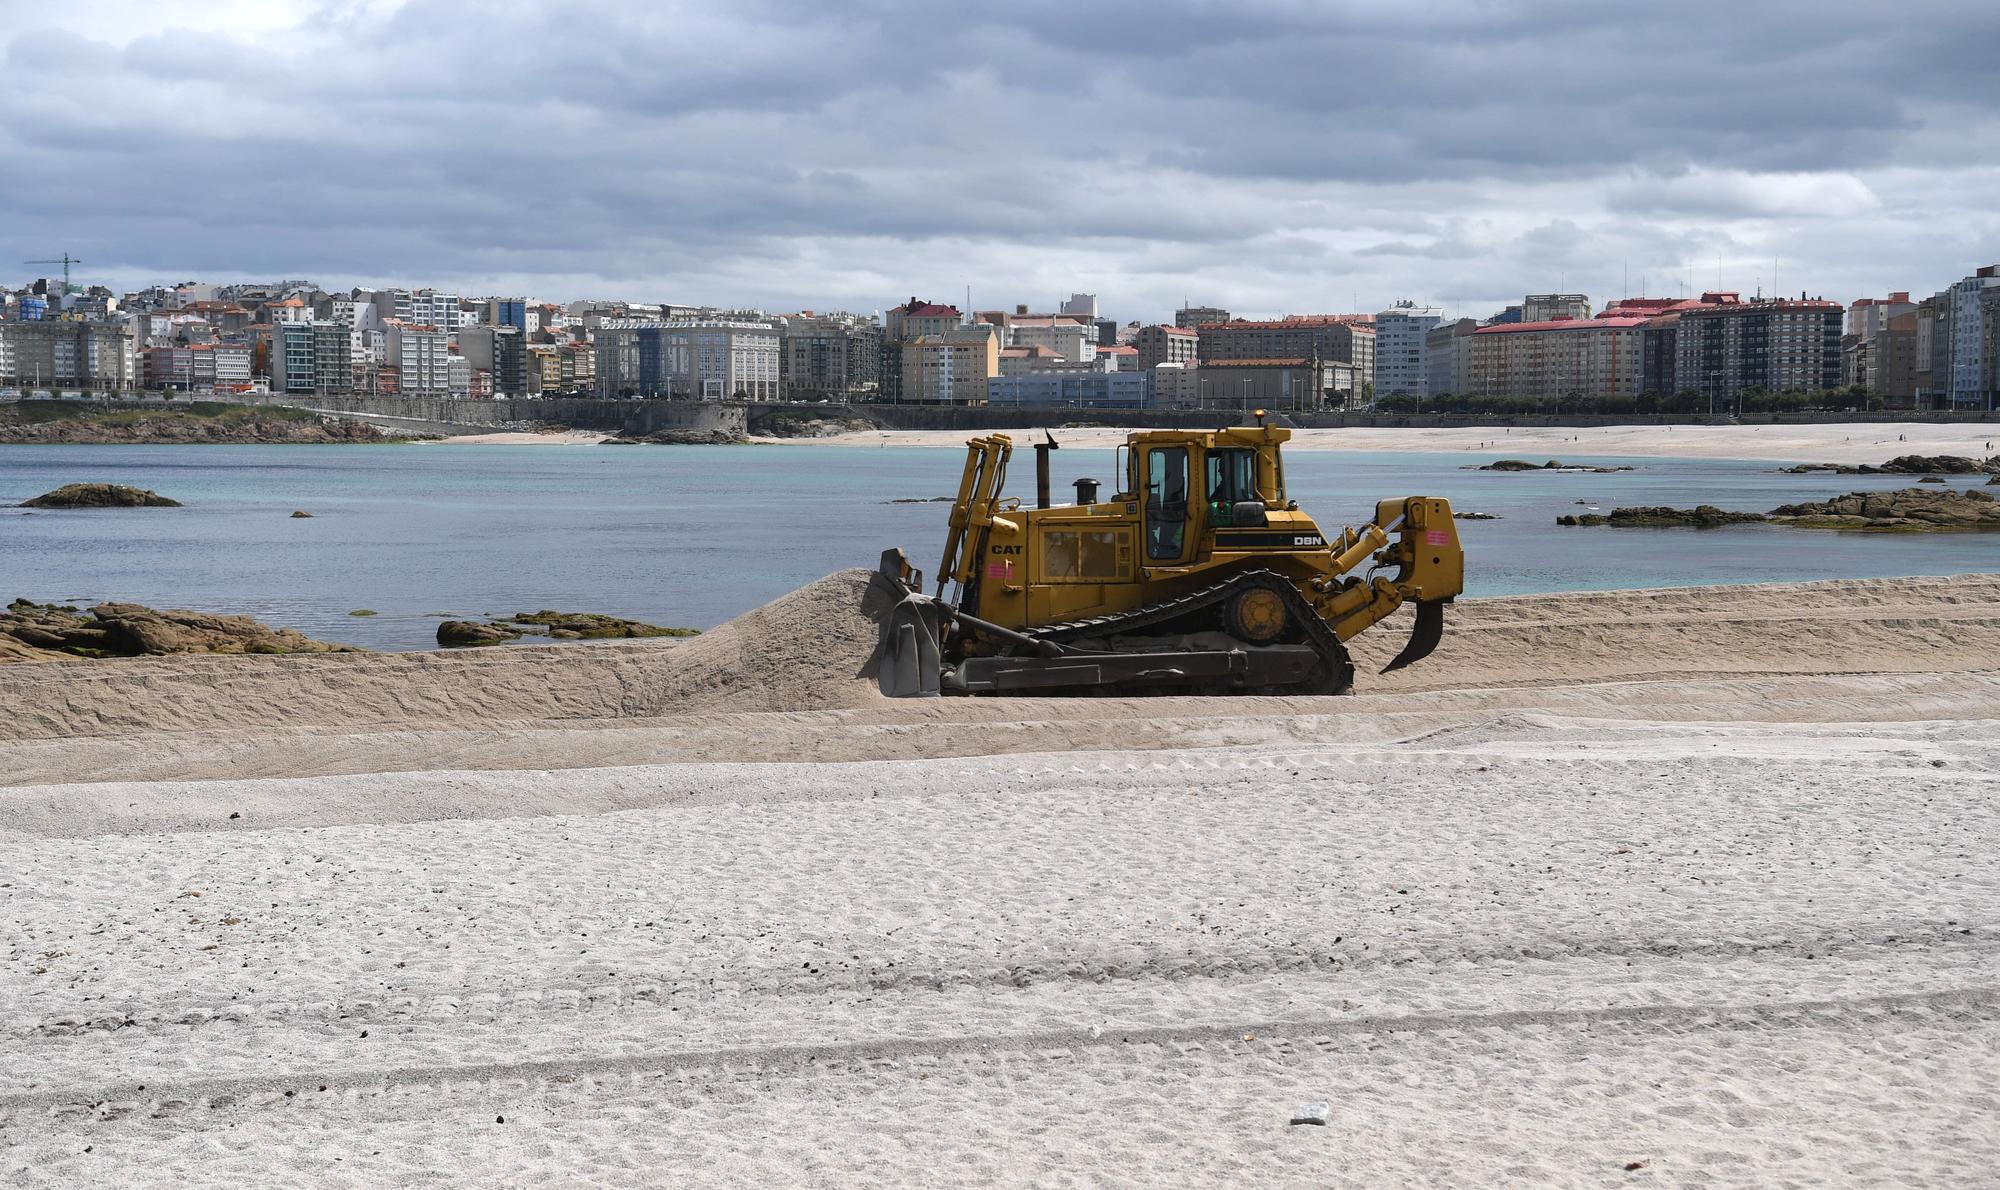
[877,416,1464,697]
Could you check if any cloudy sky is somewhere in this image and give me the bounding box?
[5,0,1997,321]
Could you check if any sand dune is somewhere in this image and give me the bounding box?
[2,571,1996,1185]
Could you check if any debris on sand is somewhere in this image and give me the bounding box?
[20,483,181,509]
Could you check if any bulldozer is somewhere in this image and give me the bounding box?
[876,416,1464,697]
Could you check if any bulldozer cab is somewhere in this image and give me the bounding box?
[1132,425,1287,564]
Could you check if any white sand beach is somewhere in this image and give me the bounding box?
[3,571,1997,1185]
[776,421,2000,464]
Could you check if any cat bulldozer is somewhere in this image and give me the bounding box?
[876,416,1463,697]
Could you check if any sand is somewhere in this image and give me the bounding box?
[428,429,612,446]
[775,421,2000,464]
[3,571,1997,1185]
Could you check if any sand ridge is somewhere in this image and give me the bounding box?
[2,569,1997,1185]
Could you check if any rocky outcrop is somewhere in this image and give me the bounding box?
[1454,511,1502,520]
[1558,506,1766,528]
[607,429,749,446]
[1558,487,2000,531]
[1474,459,1634,473]
[21,483,182,508]
[437,620,524,648]
[1768,487,2000,531]
[749,410,877,438]
[1,599,361,662]
[437,611,700,647]
[1781,454,2000,476]
[0,405,388,444]
[507,611,701,640]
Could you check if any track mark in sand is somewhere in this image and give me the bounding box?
[8,987,1994,1128]
[8,923,1989,1043]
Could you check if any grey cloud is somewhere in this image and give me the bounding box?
[2,0,1997,319]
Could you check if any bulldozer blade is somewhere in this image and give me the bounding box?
[1380,600,1445,674]
[878,593,944,698]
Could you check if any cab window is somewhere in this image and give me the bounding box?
[1145,446,1189,559]
[1206,448,1257,526]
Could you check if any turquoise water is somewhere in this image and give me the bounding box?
[2,443,1993,651]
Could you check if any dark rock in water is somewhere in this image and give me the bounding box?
[1,598,360,662]
[436,620,523,647]
[1918,476,1946,483]
[291,509,314,517]
[1989,476,1999,486]
[1557,505,1765,528]
[1453,511,1502,520]
[1768,486,2000,531]
[1782,454,2000,476]
[884,496,955,504]
[1474,459,1633,474]
[609,428,749,446]
[20,483,181,509]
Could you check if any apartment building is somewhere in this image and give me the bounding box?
[1424,318,1481,398]
[1133,324,1198,370]
[0,319,136,389]
[880,299,962,402]
[1463,316,1648,404]
[1175,305,1229,330]
[1197,316,1375,381]
[141,342,253,392]
[901,324,999,404]
[593,319,781,399]
[1372,301,1442,398]
[384,322,453,396]
[1942,266,2000,409]
[459,325,528,397]
[778,311,881,399]
[1673,298,1844,406]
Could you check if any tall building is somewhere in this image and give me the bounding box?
[1424,318,1481,397]
[1674,298,1844,407]
[1522,294,1591,322]
[0,319,136,390]
[1196,316,1374,382]
[880,299,962,402]
[778,312,881,399]
[1843,292,1916,399]
[1058,293,1098,319]
[271,321,317,394]
[1942,265,2000,409]
[1463,316,1648,405]
[976,310,1097,364]
[460,325,528,397]
[1176,305,1229,330]
[385,322,453,396]
[1133,324,1198,370]
[901,324,998,404]
[1372,301,1442,398]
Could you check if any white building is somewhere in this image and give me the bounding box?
[386,322,453,396]
[1373,300,1443,398]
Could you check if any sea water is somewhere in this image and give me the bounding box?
[2,442,1992,651]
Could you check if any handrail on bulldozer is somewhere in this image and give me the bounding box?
[937,434,1012,596]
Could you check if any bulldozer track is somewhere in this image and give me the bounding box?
[1015,569,1355,695]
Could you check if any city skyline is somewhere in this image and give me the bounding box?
[4,1,1996,317]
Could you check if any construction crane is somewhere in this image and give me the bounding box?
[23,254,82,294]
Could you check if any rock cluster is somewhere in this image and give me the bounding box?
[1768,487,2000,531]
[1474,459,1633,474]
[1558,506,1766,528]
[1781,454,2000,476]
[438,610,701,648]
[1,599,361,663]
[605,428,749,446]
[1558,486,2000,531]
[0,406,386,444]
[20,484,182,508]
